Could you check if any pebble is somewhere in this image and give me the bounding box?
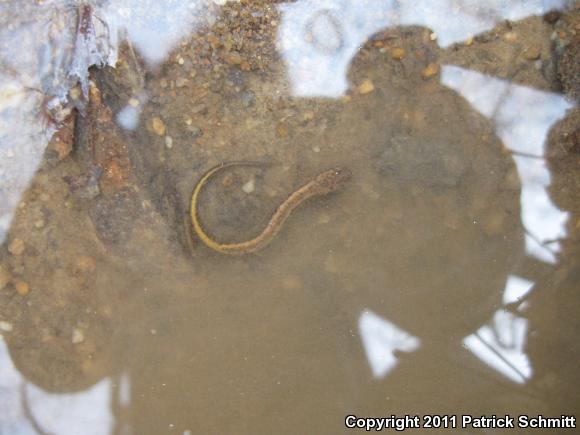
[523,46,541,60]
[240,91,255,107]
[242,179,255,194]
[187,125,202,138]
[72,328,85,344]
[324,253,340,274]
[318,213,331,224]
[165,136,173,149]
[175,78,188,87]
[34,219,45,229]
[276,123,288,138]
[14,280,29,296]
[358,79,375,94]
[465,35,474,46]
[391,47,406,60]
[421,63,439,79]
[151,117,166,136]
[0,321,13,332]
[76,256,96,273]
[0,266,12,290]
[504,32,518,43]
[312,145,321,153]
[8,238,25,256]
[282,275,302,290]
[224,51,242,65]
[129,98,140,107]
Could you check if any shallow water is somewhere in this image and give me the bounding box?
[0,1,579,434]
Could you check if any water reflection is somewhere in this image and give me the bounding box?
[277,0,571,97]
[441,65,574,263]
[464,276,535,384]
[0,337,117,434]
[359,310,420,379]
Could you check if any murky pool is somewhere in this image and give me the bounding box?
[0,1,579,434]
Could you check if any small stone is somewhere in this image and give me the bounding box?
[187,125,202,138]
[0,266,12,290]
[242,179,255,193]
[276,123,288,138]
[76,256,96,273]
[523,46,541,60]
[465,35,474,46]
[504,32,518,43]
[190,104,207,115]
[240,91,255,107]
[72,328,85,344]
[34,219,45,229]
[358,79,375,94]
[177,57,185,65]
[151,117,166,136]
[224,51,242,65]
[165,136,173,149]
[128,98,140,107]
[0,321,13,332]
[221,173,236,187]
[8,238,25,256]
[175,78,188,87]
[282,275,302,290]
[391,47,406,60]
[430,32,437,41]
[324,253,340,274]
[421,63,439,79]
[14,280,29,296]
[312,145,321,153]
[318,213,330,224]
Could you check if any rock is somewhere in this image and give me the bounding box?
[421,63,439,79]
[524,45,541,60]
[72,328,85,344]
[282,275,302,290]
[76,256,96,273]
[543,11,561,24]
[358,79,375,94]
[151,117,166,136]
[0,321,13,332]
[276,123,288,138]
[187,125,202,138]
[242,178,255,193]
[391,47,406,60]
[8,238,25,256]
[240,91,255,107]
[14,280,29,296]
[0,265,12,290]
[224,51,242,65]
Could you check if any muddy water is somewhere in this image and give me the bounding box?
[0,1,579,434]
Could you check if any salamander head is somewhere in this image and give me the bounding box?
[314,167,352,194]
